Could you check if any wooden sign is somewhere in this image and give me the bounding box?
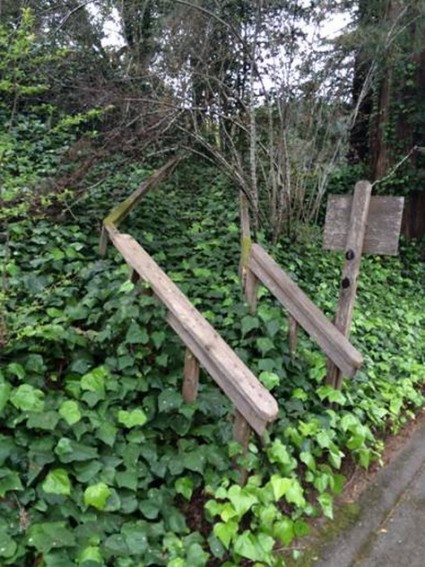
[323,195,404,256]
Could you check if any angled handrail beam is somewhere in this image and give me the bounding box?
[249,243,363,378]
[100,157,181,255]
[108,230,279,436]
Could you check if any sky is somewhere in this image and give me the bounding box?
[87,3,351,50]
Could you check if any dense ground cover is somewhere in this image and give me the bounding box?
[1,161,425,566]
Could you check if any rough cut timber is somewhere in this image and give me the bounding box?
[325,180,371,389]
[109,231,279,436]
[249,243,363,377]
[323,195,404,256]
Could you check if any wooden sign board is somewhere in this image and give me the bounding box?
[323,196,404,256]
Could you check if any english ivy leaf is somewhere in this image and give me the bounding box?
[0,470,23,497]
[183,451,205,474]
[158,389,182,413]
[84,482,111,510]
[316,430,332,449]
[116,469,138,491]
[234,531,274,563]
[151,330,166,348]
[213,521,238,549]
[103,533,129,556]
[0,382,11,413]
[78,545,103,564]
[318,492,334,519]
[269,475,291,501]
[256,337,275,356]
[186,542,209,566]
[267,439,296,473]
[266,319,281,337]
[273,517,294,546]
[96,422,117,447]
[27,410,59,431]
[27,522,76,553]
[300,451,316,471]
[7,362,25,380]
[294,519,311,538]
[0,436,15,466]
[81,367,107,394]
[125,322,149,345]
[59,400,82,426]
[118,280,135,294]
[241,315,260,336]
[174,477,194,501]
[259,371,280,391]
[0,531,17,558]
[25,354,46,374]
[139,499,161,520]
[10,384,45,412]
[118,409,147,428]
[227,485,258,517]
[55,438,98,462]
[42,469,72,496]
[122,522,149,555]
[285,478,306,508]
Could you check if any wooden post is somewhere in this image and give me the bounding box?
[182,348,200,403]
[233,410,251,449]
[233,410,251,485]
[99,226,109,256]
[240,191,259,314]
[288,315,298,356]
[245,270,259,314]
[239,192,252,285]
[326,181,372,390]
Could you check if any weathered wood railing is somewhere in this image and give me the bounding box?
[100,160,279,447]
[99,157,181,256]
[246,243,364,378]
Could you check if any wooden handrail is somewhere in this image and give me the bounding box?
[99,157,181,256]
[108,230,279,435]
[249,243,363,377]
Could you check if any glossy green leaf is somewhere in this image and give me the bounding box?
[84,482,111,510]
[118,409,147,428]
[59,400,82,425]
[213,521,238,549]
[42,469,72,496]
[10,384,44,412]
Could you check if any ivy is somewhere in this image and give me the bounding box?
[1,140,425,565]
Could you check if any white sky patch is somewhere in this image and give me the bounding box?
[86,3,125,48]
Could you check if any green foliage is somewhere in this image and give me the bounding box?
[1,157,425,565]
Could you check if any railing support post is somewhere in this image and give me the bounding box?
[182,349,199,403]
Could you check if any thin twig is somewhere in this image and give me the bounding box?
[372,146,419,188]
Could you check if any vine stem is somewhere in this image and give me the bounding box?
[372,146,421,188]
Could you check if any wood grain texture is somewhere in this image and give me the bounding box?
[182,348,199,403]
[233,410,252,449]
[245,269,259,314]
[323,195,404,256]
[249,243,363,377]
[326,181,372,389]
[288,315,298,356]
[110,232,279,436]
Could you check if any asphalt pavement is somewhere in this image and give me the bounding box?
[304,415,425,567]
